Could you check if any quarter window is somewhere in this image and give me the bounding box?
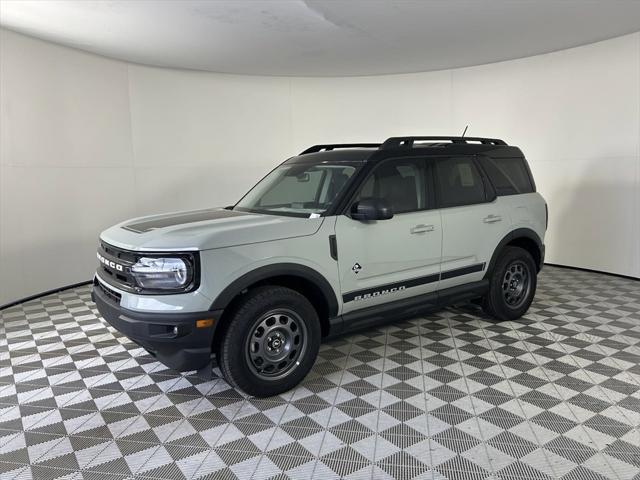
[478,157,534,195]
[435,157,487,207]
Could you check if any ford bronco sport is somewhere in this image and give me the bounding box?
[92,136,547,397]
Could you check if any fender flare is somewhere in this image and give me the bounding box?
[209,263,339,317]
[484,228,544,278]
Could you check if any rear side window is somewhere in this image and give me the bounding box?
[479,157,534,195]
[435,157,487,207]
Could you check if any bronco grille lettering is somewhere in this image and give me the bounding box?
[97,252,124,272]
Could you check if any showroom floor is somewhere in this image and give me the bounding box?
[1,266,639,480]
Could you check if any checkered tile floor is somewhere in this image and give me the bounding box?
[1,266,640,480]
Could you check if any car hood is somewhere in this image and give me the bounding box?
[99,208,325,251]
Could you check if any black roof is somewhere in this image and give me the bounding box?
[288,136,523,164]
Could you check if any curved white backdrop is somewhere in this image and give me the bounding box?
[1,29,638,305]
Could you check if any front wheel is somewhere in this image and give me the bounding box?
[483,246,537,321]
[217,286,320,397]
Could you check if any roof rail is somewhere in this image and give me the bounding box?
[300,143,380,155]
[380,136,507,149]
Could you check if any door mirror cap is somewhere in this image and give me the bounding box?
[351,198,393,221]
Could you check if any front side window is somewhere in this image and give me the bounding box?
[235,162,357,217]
[353,159,426,214]
[435,157,487,207]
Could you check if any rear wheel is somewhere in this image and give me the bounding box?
[217,286,320,397]
[483,246,537,321]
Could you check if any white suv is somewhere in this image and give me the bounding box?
[92,136,547,397]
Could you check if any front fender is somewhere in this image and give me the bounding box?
[209,262,339,317]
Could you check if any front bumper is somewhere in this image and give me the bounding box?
[92,279,222,372]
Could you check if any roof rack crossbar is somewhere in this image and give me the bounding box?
[381,136,507,149]
[300,143,381,155]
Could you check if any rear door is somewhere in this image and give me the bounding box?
[434,156,511,290]
[335,157,442,314]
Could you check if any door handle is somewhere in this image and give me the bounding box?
[483,214,502,224]
[411,224,435,234]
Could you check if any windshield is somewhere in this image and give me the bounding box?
[235,162,359,217]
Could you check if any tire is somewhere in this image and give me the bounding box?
[482,246,537,321]
[217,286,320,397]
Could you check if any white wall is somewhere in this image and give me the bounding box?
[0,30,136,305]
[1,29,638,305]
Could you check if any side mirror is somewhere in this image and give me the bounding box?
[351,198,393,221]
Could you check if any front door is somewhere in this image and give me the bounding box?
[335,158,442,314]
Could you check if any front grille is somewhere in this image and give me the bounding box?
[94,277,122,304]
[97,242,139,292]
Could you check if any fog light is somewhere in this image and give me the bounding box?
[173,326,179,335]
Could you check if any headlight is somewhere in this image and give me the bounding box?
[131,257,192,290]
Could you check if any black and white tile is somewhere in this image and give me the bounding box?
[1,266,639,479]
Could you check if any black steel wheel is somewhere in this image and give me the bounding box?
[501,260,532,309]
[217,286,320,397]
[483,246,537,321]
[245,309,308,380]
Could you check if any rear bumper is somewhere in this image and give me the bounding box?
[92,280,222,372]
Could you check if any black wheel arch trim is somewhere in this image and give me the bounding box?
[209,263,339,317]
[484,228,544,278]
